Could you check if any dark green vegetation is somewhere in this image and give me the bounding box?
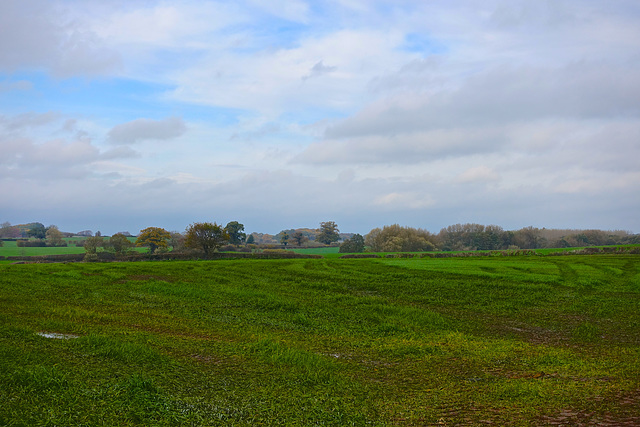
[1,256,639,425]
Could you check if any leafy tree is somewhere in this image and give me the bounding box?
[108,233,133,255]
[224,221,246,245]
[513,226,541,249]
[0,222,20,239]
[291,231,308,246]
[246,234,255,245]
[136,227,171,254]
[26,223,46,240]
[280,232,289,246]
[339,234,365,253]
[316,221,340,245]
[185,222,229,256]
[169,231,186,252]
[45,226,64,247]
[83,235,104,254]
[0,222,11,239]
[366,225,437,252]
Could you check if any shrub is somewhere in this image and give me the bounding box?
[16,240,47,247]
[83,253,99,262]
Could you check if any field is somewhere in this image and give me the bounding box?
[1,255,639,425]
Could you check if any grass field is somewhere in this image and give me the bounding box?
[1,255,639,425]
[0,238,146,258]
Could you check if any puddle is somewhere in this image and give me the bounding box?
[36,332,80,340]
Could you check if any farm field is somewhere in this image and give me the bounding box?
[0,239,145,258]
[1,255,639,425]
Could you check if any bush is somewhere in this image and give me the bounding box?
[339,254,380,259]
[83,253,99,262]
[16,240,47,247]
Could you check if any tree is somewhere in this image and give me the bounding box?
[316,221,340,245]
[339,234,365,253]
[0,222,11,239]
[366,225,437,252]
[108,233,133,255]
[224,221,246,245]
[45,226,64,247]
[246,234,255,245]
[185,222,229,256]
[136,227,171,254]
[291,231,308,246]
[26,223,46,240]
[169,231,186,252]
[280,232,289,246]
[0,222,20,239]
[84,235,104,254]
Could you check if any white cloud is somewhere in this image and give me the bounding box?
[107,117,187,145]
[0,0,121,77]
[456,166,499,183]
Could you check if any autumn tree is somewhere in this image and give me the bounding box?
[0,222,20,239]
[185,222,229,256]
[108,233,133,255]
[366,225,437,252]
[316,221,340,245]
[45,225,64,247]
[291,231,308,246]
[136,227,171,253]
[280,232,289,246]
[224,221,246,245]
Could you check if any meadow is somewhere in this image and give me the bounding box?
[1,255,639,425]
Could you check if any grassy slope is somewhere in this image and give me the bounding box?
[0,256,639,425]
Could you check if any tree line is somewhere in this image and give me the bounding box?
[1,220,637,254]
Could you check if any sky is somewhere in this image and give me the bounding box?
[1,0,639,236]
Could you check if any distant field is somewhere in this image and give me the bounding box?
[0,239,87,257]
[1,255,639,425]
[0,238,143,257]
[291,246,341,258]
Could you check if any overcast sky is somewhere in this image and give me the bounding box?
[1,0,639,235]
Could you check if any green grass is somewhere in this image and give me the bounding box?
[0,238,146,258]
[1,255,639,425]
[291,246,341,258]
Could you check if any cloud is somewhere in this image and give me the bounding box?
[325,62,640,139]
[107,117,187,145]
[455,166,499,183]
[302,60,338,81]
[1,0,639,235]
[0,112,61,131]
[296,127,506,165]
[0,0,121,77]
